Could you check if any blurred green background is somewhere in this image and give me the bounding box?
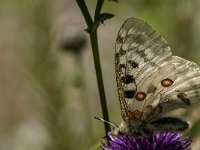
[0,0,200,149]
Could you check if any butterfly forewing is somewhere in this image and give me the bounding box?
[115,18,200,123]
[115,18,175,120]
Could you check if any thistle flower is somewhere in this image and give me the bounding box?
[102,132,191,150]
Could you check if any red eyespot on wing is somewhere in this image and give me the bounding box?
[161,78,173,87]
[135,91,146,101]
[128,110,142,120]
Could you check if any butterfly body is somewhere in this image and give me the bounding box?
[113,116,190,136]
[114,17,200,136]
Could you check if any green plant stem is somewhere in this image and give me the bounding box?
[94,0,104,22]
[76,0,93,27]
[76,0,111,134]
[89,29,110,134]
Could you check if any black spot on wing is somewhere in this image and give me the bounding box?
[128,60,139,68]
[177,93,190,104]
[125,90,136,99]
[119,63,126,68]
[134,49,147,60]
[119,49,127,55]
[121,75,135,84]
[116,36,123,43]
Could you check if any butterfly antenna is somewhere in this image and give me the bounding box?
[94,116,119,129]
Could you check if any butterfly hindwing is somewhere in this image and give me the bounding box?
[162,56,200,104]
[141,56,200,121]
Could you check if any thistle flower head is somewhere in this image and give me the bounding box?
[102,132,191,150]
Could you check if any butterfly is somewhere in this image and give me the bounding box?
[114,17,200,136]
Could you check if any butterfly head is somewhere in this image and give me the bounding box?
[113,118,145,136]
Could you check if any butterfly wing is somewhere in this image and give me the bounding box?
[115,17,174,121]
[163,56,200,102]
[145,56,200,132]
[115,18,200,122]
[156,56,200,115]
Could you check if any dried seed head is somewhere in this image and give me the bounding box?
[58,26,87,53]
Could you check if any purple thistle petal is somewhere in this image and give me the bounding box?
[101,132,192,150]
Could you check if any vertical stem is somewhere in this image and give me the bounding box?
[89,29,110,134]
[94,0,104,21]
[76,0,111,134]
[76,0,93,28]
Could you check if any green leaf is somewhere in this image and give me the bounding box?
[99,13,115,23]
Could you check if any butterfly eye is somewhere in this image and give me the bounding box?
[135,91,146,101]
[161,78,173,87]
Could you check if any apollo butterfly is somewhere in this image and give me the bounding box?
[114,17,200,135]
